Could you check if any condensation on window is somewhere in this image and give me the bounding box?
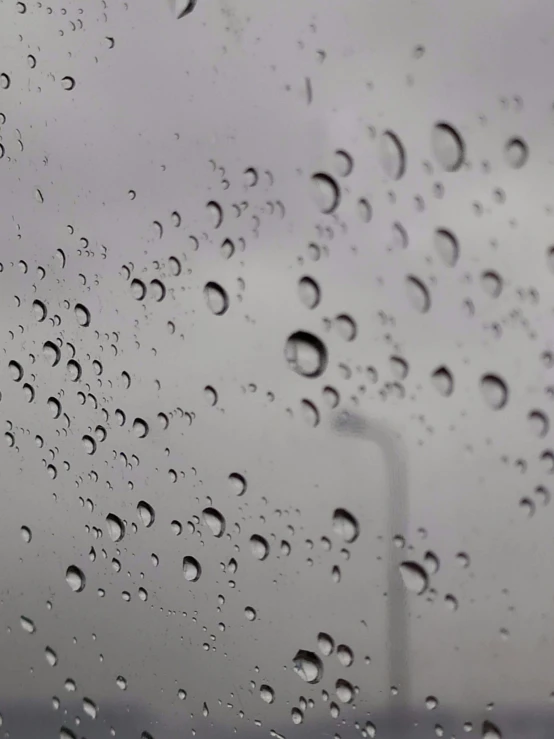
[0,0,551,737]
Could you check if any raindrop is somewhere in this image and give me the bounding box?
[336,679,354,704]
[406,275,431,313]
[390,356,409,380]
[260,685,275,704]
[250,534,269,560]
[399,561,428,594]
[480,270,503,298]
[317,632,334,656]
[245,606,257,621]
[310,173,341,214]
[426,696,438,710]
[432,123,465,171]
[116,676,127,690]
[137,501,155,527]
[203,507,226,537]
[67,360,82,381]
[300,399,320,427]
[45,646,58,666]
[66,565,85,592]
[332,508,359,543]
[431,366,454,396]
[133,418,149,438]
[9,360,23,381]
[43,341,61,367]
[131,279,146,300]
[20,616,35,633]
[183,556,201,581]
[434,228,459,266]
[221,239,235,259]
[82,435,96,455]
[480,374,508,410]
[61,76,75,90]
[285,331,328,378]
[505,137,528,169]
[334,150,353,177]
[20,526,32,543]
[204,385,218,405]
[528,409,549,438]
[335,314,357,341]
[74,303,90,326]
[229,472,247,495]
[380,130,406,180]
[204,282,229,315]
[83,698,97,719]
[174,0,197,18]
[337,644,353,667]
[150,279,166,302]
[298,276,320,309]
[106,513,125,542]
[0,74,11,89]
[293,650,323,684]
[292,708,304,724]
[33,300,47,322]
[47,397,61,418]
[423,551,440,574]
[207,201,223,228]
[482,721,502,739]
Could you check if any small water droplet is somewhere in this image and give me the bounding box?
[298,276,320,309]
[480,374,508,410]
[245,606,257,621]
[431,366,454,396]
[434,229,459,266]
[43,341,61,367]
[260,685,275,704]
[337,644,353,667]
[20,526,32,543]
[82,435,96,455]
[131,279,146,300]
[480,270,503,298]
[207,200,223,228]
[335,679,354,704]
[61,76,75,90]
[83,698,97,719]
[45,646,58,666]
[380,130,406,180]
[33,300,47,322]
[0,74,11,89]
[504,137,528,169]
[9,360,23,381]
[133,418,149,438]
[482,721,501,739]
[20,615,36,633]
[399,561,428,594]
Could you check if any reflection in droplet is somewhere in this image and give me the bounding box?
[380,130,406,180]
[137,501,155,528]
[204,282,229,315]
[250,534,269,560]
[106,514,125,542]
[480,374,508,410]
[406,275,431,313]
[293,650,323,684]
[332,508,359,543]
[203,507,226,537]
[432,123,465,172]
[183,555,201,581]
[399,561,429,594]
[285,331,328,378]
[311,173,341,214]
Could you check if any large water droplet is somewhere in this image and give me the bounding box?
[9,360,23,381]
[204,282,229,315]
[74,303,91,326]
[380,130,405,180]
[406,275,431,313]
[250,534,269,560]
[337,644,353,667]
[336,679,354,704]
[260,685,275,704]
[434,229,459,267]
[399,561,428,594]
[317,632,334,656]
[298,276,320,309]
[203,507,226,537]
[311,173,341,214]
[432,123,465,171]
[293,650,323,684]
[66,565,85,592]
[229,473,247,495]
[106,514,125,542]
[480,374,508,410]
[137,501,155,527]
[133,418,149,438]
[332,508,359,543]
[183,556,201,581]
[285,331,328,378]
[43,341,61,367]
[61,76,75,90]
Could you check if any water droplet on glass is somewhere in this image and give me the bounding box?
[83,698,97,719]
[183,555,201,581]
[434,229,459,267]
[335,314,357,341]
[480,374,508,410]
[106,514,125,542]
[505,137,528,169]
[317,632,334,656]
[9,360,23,381]
[260,685,275,704]
[380,130,406,180]
[133,418,149,438]
[337,644,353,667]
[207,200,223,228]
[311,173,341,214]
[332,508,359,543]
[150,280,166,302]
[245,606,257,621]
[116,676,127,690]
[480,270,503,298]
[482,721,502,739]
[45,646,58,666]
[61,76,75,90]
[528,409,549,438]
[43,341,61,367]
[250,534,269,560]
[432,123,465,171]
[399,561,429,594]
[293,650,323,684]
[137,501,155,527]
[431,366,454,396]
[334,150,353,177]
[285,331,328,378]
[74,303,90,326]
[0,74,11,89]
[203,507,226,537]
[336,679,354,704]
[21,526,32,543]
[406,275,431,313]
[300,399,320,427]
[229,472,247,495]
[204,282,229,315]
[67,360,82,382]
[20,615,36,633]
[66,565,85,592]
[82,435,96,455]
[33,300,47,322]
[48,397,61,418]
[298,276,320,309]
